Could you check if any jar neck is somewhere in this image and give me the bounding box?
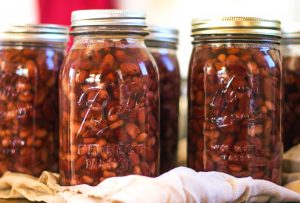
[282,38,300,45]
[145,40,177,50]
[192,34,281,45]
[73,34,145,40]
[0,41,66,49]
[191,42,280,53]
[72,34,147,49]
[71,25,148,37]
[72,26,148,46]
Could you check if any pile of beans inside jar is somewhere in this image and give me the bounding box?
[150,51,180,173]
[59,39,159,186]
[0,46,63,176]
[283,55,300,151]
[188,45,282,184]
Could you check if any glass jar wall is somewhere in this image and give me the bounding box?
[187,17,283,184]
[282,24,300,151]
[0,24,68,176]
[145,27,180,173]
[59,10,160,186]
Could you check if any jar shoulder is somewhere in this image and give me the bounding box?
[61,39,158,81]
[189,43,281,75]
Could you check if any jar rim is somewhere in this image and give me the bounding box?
[145,25,179,44]
[70,26,149,36]
[0,24,69,43]
[191,34,281,45]
[191,16,281,38]
[71,9,146,28]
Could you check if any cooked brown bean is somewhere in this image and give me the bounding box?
[0,46,64,177]
[59,38,159,186]
[147,50,180,174]
[188,44,282,184]
[282,55,300,151]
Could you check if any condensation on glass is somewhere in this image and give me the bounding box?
[0,24,68,176]
[145,26,180,173]
[59,10,160,186]
[187,17,283,184]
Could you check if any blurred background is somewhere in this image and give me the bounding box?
[2,0,299,163]
[1,0,300,78]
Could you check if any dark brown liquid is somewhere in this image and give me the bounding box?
[59,39,160,186]
[150,50,180,174]
[283,56,300,151]
[0,46,64,176]
[188,44,282,184]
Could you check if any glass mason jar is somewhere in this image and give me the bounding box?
[59,10,160,186]
[145,26,180,173]
[0,24,68,176]
[187,17,283,184]
[282,24,300,151]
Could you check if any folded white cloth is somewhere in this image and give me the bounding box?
[1,167,300,203]
[57,167,300,203]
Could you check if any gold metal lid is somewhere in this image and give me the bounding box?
[0,24,69,43]
[192,16,281,37]
[146,26,179,44]
[71,9,146,27]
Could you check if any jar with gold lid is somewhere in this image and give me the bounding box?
[188,17,282,184]
[59,10,160,186]
[145,26,180,173]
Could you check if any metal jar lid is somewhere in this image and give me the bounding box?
[282,22,300,39]
[71,9,146,27]
[0,24,69,43]
[192,16,281,37]
[146,26,179,44]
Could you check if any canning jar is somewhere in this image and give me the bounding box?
[0,24,68,176]
[187,17,282,184]
[282,24,300,151]
[145,26,180,173]
[59,10,160,186]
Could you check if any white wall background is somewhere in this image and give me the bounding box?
[119,0,300,78]
[0,0,38,25]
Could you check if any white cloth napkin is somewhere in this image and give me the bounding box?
[56,167,300,203]
[1,167,300,203]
